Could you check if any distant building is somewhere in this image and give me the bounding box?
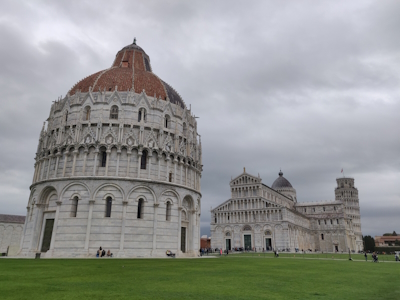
[200,235,211,249]
[0,214,25,256]
[374,236,400,247]
[210,169,363,253]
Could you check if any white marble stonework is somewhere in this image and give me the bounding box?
[19,41,202,258]
[0,215,25,256]
[210,170,363,253]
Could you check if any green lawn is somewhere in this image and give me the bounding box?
[218,251,398,261]
[0,256,399,299]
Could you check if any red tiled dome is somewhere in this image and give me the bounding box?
[68,41,185,108]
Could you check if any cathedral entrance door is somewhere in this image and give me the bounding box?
[181,227,186,253]
[41,219,54,252]
[265,238,272,250]
[244,235,251,250]
[226,239,231,251]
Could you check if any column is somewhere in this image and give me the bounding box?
[105,149,111,176]
[152,203,159,256]
[119,200,128,253]
[157,154,161,179]
[166,157,170,181]
[174,158,177,183]
[148,152,152,178]
[71,150,78,176]
[35,160,42,181]
[84,200,95,251]
[49,200,62,252]
[180,163,183,185]
[116,150,121,176]
[53,153,61,178]
[29,203,44,252]
[126,151,131,176]
[93,150,99,176]
[185,164,188,186]
[62,153,68,177]
[177,207,182,253]
[45,156,52,179]
[40,158,46,180]
[82,149,88,175]
[137,153,142,178]
[191,211,196,253]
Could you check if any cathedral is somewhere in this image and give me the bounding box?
[210,170,363,253]
[19,40,202,258]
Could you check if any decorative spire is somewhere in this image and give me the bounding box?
[279,169,283,176]
[133,37,136,45]
[243,167,246,173]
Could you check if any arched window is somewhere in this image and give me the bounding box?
[166,201,171,221]
[84,106,91,121]
[105,197,112,217]
[65,111,68,122]
[137,198,144,219]
[71,196,78,217]
[101,150,107,167]
[321,234,324,240]
[138,108,146,122]
[140,150,147,169]
[164,115,170,128]
[169,172,173,182]
[183,123,187,136]
[110,105,119,119]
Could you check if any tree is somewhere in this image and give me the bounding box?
[363,235,375,252]
[393,231,397,236]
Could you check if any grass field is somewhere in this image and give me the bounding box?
[1,255,399,299]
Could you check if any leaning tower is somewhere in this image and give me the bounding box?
[335,177,363,252]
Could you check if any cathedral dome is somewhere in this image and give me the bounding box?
[68,39,185,108]
[272,171,293,189]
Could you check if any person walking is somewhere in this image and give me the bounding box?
[364,252,367,261]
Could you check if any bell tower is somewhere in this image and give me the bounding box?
[335,177,363,252]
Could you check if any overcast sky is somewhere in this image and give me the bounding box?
[1,0,399,237]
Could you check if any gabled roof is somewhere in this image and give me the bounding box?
[230,169,261,184]
[0,214,26,224]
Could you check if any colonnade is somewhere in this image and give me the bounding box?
[214,209,282,224]
[32,147,201,192]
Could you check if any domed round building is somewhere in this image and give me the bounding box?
[19,40,202,258]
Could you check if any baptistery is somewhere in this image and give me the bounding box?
[19,40,202,258]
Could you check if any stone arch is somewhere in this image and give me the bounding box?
[127,185,156,204]
[93,183,125,202]
[38,186,58,205]
[60,182,91,202]
[243,225,252,231]
[181,194,194,208]
[163,198,174,205]
[160,189,180,205]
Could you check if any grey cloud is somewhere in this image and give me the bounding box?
[0,0,399,238]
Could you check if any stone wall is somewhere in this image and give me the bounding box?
[0,216,25,256]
